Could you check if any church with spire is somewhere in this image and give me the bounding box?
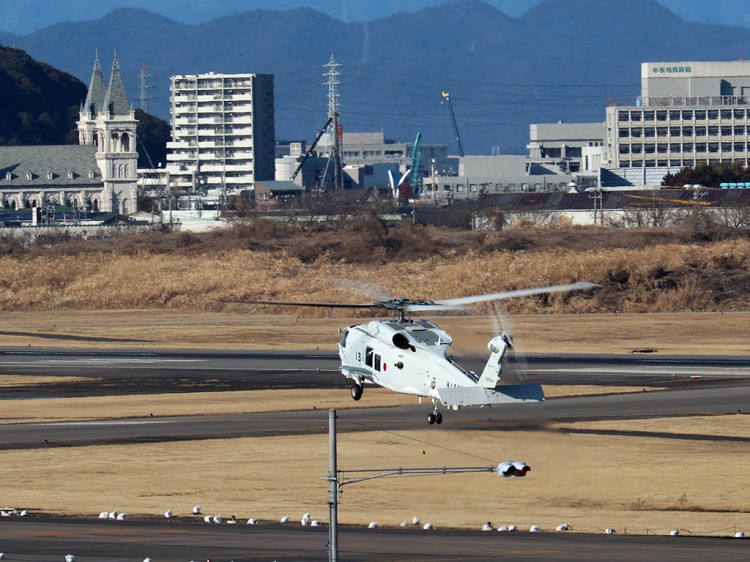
[77,49,138,215]
[0,51,139,216]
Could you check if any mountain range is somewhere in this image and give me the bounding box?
[3,0,750,154]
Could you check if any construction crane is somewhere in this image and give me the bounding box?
[291,115,333,183]
[441,91,464,157]
[622,192,712,207]
[411,132,423,196]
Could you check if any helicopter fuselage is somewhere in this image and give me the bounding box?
[338,319,483,399]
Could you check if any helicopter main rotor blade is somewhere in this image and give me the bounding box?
[217,282,598,314]
[432,281,599,307]
[403,303,469,312]
[217,299,382,309]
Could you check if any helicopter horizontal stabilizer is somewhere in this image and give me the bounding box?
[436,384,544,408]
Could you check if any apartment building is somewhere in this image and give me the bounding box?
[166,73,275,194]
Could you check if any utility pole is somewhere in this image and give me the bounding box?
[589,186,603,225]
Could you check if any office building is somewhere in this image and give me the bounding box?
[527,122,606,174]
[606,61,750,170]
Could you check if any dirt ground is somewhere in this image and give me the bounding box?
[1,310,749,535]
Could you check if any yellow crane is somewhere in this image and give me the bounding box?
[622,193,712,207]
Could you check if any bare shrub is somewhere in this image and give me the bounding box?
[0,234,26,255]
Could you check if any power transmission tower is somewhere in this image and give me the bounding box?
[139,62,152,113]
[323,54,343,191]
[361,22,371,64]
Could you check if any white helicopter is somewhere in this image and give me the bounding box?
[238,281,597,425]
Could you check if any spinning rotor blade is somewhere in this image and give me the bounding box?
[433,281,599,307]
[332,279,392,303]
[402,303,469,312]
[217,299,381,310]
[490,302,527,384]
[489,301,504,335]
[218,281,598,316]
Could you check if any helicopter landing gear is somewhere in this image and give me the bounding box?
[351,382,363,401]
[427,409,443,425]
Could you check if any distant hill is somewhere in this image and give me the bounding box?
[3,0,750,154]
[0,45,169,167]
[0,45,86,145]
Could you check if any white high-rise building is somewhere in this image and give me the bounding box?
[166,72,275,195]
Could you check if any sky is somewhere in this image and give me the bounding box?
[3,0,750,34]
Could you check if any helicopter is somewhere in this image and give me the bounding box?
[238,281,597,425]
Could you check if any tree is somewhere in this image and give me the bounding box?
[0,46,86,146]
[619,189,685,227]
[135,109,169,169]
[663,162,749,188]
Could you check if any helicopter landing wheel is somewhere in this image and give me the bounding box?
[435,411,443,424]
[351,383,363,401]
[427,413,436,425]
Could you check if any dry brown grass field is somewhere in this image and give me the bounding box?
[0,222,749,314]
[1,224,750,536]
[1,414,749,537]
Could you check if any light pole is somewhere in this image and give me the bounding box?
[326,408,338,562]
[323,408,529,562]
[431,157,437,204]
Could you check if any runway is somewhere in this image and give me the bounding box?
[1,347,749,392]
[1,348,749,449]
[0,518,748,562]
[3,382,750,450]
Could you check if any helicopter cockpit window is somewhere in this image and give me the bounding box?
[374,354,381,371]
[340,329,349,348]
[365,347,373,367]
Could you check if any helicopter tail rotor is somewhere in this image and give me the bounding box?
[489,302,528,384]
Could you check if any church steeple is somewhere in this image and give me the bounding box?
[76,49,139,215]
[82,48,106,116]
[103,49,132,116]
